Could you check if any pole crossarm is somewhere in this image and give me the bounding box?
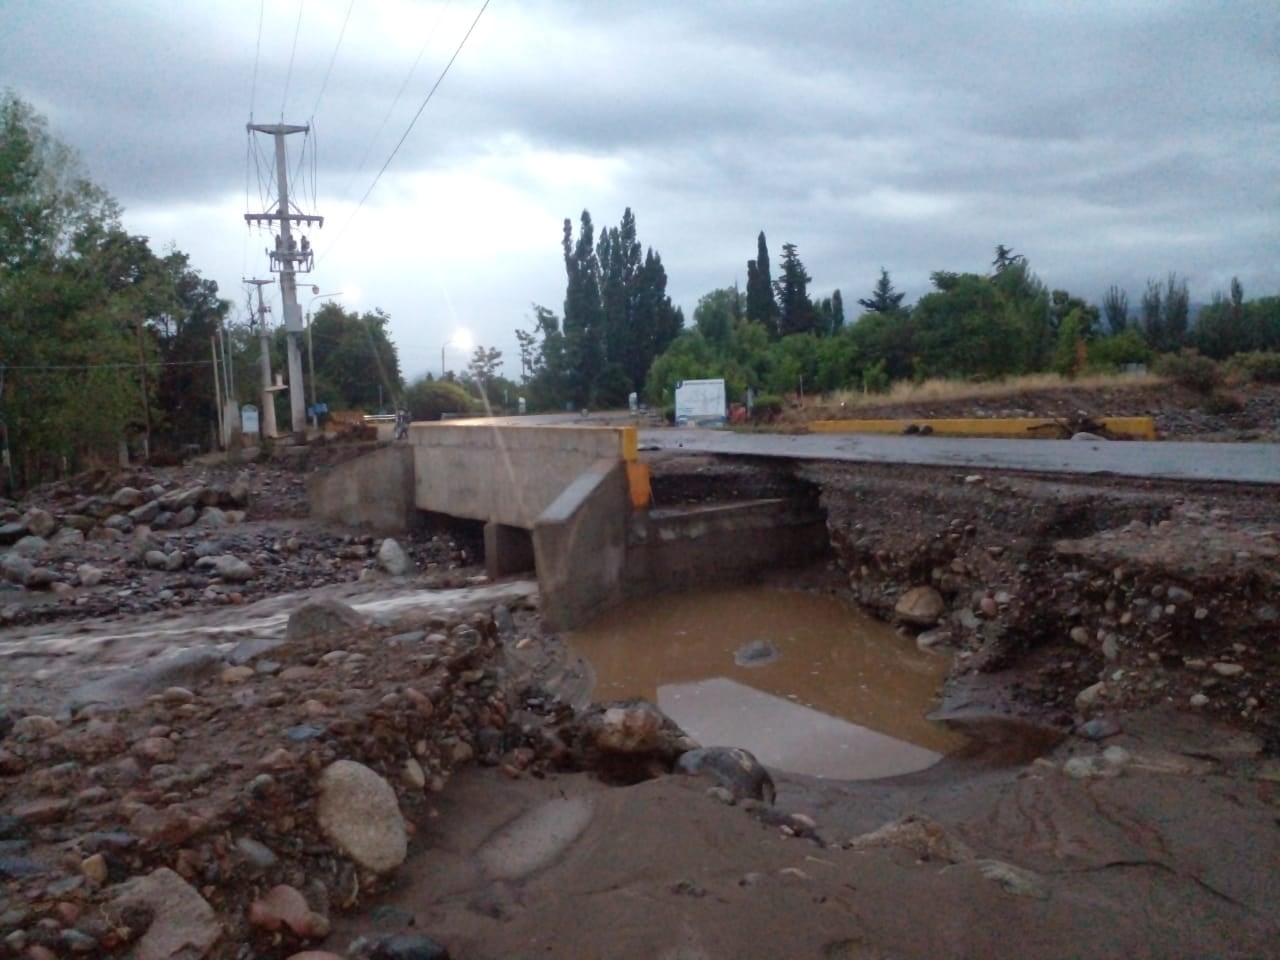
[246,122,310,135]
[244,212,325,226]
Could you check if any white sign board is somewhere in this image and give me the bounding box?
[674,378,726,425]
[241,404,260,437]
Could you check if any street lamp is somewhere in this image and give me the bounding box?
[441,329,473,378]
[306,288,343,427]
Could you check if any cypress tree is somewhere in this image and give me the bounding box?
[746,231,779,336]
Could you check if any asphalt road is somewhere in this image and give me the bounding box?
[638,429,1280,485]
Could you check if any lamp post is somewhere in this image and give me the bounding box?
[306,289,343,428]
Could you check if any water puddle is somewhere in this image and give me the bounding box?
[569,586,965,779]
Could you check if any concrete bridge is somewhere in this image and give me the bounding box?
[309,417,1279,630]
[309,421,826,630]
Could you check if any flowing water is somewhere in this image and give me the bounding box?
[569,586,965,779]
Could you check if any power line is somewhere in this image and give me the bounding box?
[336,0,453,204]
[310,0,356,120]
[318,0,492,266]
[249,0,265,119]
[281,0,306,118]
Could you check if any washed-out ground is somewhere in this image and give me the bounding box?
[0,425,1278,958]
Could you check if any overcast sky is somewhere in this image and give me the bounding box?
[3,0,1278,381]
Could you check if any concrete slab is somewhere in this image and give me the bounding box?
[658,677,944,780]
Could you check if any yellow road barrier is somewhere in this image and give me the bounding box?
[809,416,1157,440]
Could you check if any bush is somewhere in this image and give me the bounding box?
[1084,329,1151,372]
[750,393,784,422]
[1224,350,1280,384]
[1154,350,1222,395]
[404,378,474,421]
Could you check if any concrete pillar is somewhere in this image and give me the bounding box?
[484,522,536,579]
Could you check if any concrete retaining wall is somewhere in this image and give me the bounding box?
[623,499,829,597]
[308,444,416,533]
[410,422,635,528]
[532,459,630,631]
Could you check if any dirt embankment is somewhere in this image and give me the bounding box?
[812,462,1280,748]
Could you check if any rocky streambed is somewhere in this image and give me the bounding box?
[1,452,1279,958]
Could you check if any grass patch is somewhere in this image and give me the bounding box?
[815,371,1163,413]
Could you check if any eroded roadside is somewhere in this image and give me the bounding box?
[0,453,1278,959]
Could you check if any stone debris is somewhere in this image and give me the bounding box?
[109,866,223,960]
[378,537,416,576]
[845,813,976,864]
[894,585,946,627]
[316,760,409,875]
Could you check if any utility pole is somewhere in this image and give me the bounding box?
[243,277,278,439]
[244,122,322,437]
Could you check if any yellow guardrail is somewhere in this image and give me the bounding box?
[808,416,1157,440]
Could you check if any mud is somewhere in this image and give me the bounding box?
[568,586,962,778]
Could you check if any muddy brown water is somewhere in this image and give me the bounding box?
[569,586,966,779]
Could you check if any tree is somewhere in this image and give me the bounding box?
[558,209,682,406]
[815,289,845,336]
[0,92,162,486]
[307,304,403,410]
[1141,279,1164,349]
[149,250,230,449]
[561,212,605,406]
[991,244,1025,274]
[404,377,473,421]
[514,303,570,410]
[1103,285,1129,333]
[693,287,741,347]
[1193,276,1254,358]
[774,242,816,336]
[514,327,537,382]
[1161,272,1190,350]
[1141,273,1189,352]
[745,231,779,335]
[1048,289,1100,341]
[858,268,906,314]
[911,272,1025,379]
[466,346,503,402]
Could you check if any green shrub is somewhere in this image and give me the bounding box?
[751,393,784,421]
[1085,329,1151,372]
[1224,350,1280,384]
[404,378,475,421]
[1153,350,1222,395]
[860,359,890,395]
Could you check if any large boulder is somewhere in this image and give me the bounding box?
[562,699,699,783]
[193,554,255,582]
[109,866,222,960]
[111,486,146,509]
[286,598,370,642]
[377,538,416,576]
[1,553,34,586]
[675,746,776,804]
[129,500,161,525]
[12,535,47,557]
[895,585,946,627]
[228,470,251,507]
[21,508,55,538]
[316,760,407,874]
